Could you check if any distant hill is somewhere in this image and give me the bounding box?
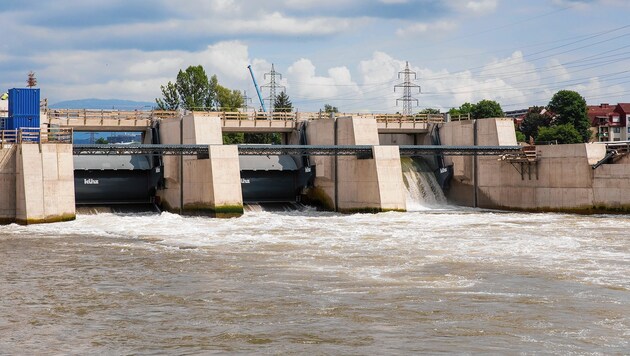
[50,98,156,110]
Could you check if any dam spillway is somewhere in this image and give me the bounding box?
[4,110,630,225]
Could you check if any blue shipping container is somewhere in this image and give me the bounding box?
[6,116,40,130]
[8,88,40,129]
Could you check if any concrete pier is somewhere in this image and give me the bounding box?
[440,118,630,212]
[306,116,406,212]
[157,112,243,217]
[1,144,75,224]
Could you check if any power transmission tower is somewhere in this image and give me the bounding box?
[394,61,421,116]
[241,90,253,111]
[261,64,285,112]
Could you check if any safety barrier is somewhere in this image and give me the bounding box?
[0,128,73,148]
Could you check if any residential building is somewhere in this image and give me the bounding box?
[588,103,630,142]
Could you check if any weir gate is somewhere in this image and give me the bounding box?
[0,111,525,224]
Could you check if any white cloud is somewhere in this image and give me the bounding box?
[546,59,571,82]
[396,20,457,36]
[287,59,361,104]
[445,0,499,14]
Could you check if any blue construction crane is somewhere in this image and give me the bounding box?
[247,65,266,112]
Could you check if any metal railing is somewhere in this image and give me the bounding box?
[0,128,73,148]
[48,109,178,120]
[44,109,448,131]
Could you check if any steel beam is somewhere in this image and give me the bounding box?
[72,144,522,156]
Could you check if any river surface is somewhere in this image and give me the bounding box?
[1,207,629,354]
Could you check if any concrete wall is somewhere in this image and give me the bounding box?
[475,144,604,211]
[157,113,243,216]
[305,116,406,212]
[15,144,75,224]
[0,147,17,223]
[441,117,630,212]
[379,133,426,145]
[593,154,630,210]
[439,118,518,206]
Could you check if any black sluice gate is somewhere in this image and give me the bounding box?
[239,155,315,203]
[73,155,162,205]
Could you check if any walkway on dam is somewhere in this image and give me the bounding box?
[44,109,446,134]
[1,127,521,157]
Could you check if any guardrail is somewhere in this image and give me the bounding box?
[0,128,73,148]
[48,109,178,120]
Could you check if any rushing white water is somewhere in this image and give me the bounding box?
[1,209,629,354]
[401,157,447,210]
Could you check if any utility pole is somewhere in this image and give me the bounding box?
[394,61,420,116]
[261,64,285,112]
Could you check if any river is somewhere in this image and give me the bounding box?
[1,206,628,354]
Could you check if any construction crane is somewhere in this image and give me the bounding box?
[247,65,267,112]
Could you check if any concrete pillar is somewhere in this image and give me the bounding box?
[182,145,243,217]
[0,147,17,224]
[157,113,243,217]
[306,116,406,212]
[15,144,76,224]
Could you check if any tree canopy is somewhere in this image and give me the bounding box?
[156,65,223,111]
[471,99,503,119]
[156,81,180,110]
[323,104,338,113]
[547,90,590,142]
[274,91,293,113]
[520,106,552,141]
[420,108,441,115]
[216,85,243,111]
[448,102,474,118]
[537,124,583,144]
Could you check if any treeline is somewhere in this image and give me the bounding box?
[435,90,591,144]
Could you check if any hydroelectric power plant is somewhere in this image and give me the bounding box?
[2,90,630,355]
[2,88,630,224]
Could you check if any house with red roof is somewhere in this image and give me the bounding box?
[588,103,630,142]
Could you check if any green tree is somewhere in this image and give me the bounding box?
[420,108,441,115]
[223,132,245,144]
[471,99,503,119]
[216,85,243,111]
[274,91,293,112]
[515,131,526,143]
[216,84,248,144]
[448,102,474,118]
[156,65,219,111]
[176,65,212,110]
[520,106,552,141]
[537,124,582,144]
[95,137,108,144]
[323,104,338,113]
[547,90,590,142]
[156,81,180,110]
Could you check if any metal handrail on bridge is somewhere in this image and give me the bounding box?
[0,128,74,148]
[72,144,522,157]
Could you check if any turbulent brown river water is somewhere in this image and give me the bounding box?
[1,207,629,354]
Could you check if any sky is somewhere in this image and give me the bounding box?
[1,0,629,112]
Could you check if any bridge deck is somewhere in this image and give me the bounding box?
[44,109,447,134]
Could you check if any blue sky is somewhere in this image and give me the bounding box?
[1,0,629,112]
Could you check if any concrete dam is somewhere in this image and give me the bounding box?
[2,108,630,225]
